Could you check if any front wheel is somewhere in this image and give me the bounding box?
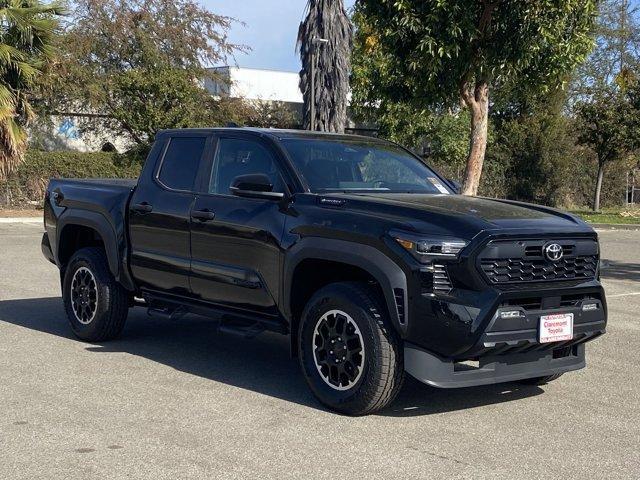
[298,282,404,415]
[62,247,129,342]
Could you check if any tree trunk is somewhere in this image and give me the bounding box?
[593,161,605,212]
[461,81,489,196]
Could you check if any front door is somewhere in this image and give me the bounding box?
[129,134,210,296]
[189,135,289,316]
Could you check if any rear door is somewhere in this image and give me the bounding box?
[189,133,291,316]
[129,133,211,296]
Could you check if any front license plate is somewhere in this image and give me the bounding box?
[539,313,574,344]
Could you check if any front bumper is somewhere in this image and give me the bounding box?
[464,294,606,358]
[403,290,605,388]
[405,343,585,388]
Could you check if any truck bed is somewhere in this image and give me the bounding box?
[44,178,138,285]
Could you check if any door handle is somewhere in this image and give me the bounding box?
[191,209,215,221]
[132,202,153,213]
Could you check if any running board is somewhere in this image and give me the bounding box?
[218,317,266,339]
[147,307,271,338]
[147,306,187,321]
[142,291,287,336]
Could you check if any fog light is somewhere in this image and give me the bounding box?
[500,310,522,319]
[582,302,598,311]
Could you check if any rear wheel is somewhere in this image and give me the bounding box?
[298,282,404,415]
[518,373,563,386]
[63,247,129,341]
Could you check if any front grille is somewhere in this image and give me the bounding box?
[478,239,599,285]
[525,244,575,257]
[500,297,543,311]
[470,331,602,358]
[499,293,601,311]
[481,256,598,284]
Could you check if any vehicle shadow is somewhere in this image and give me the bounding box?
[600,259,640,283]
[0,297,543,416]
[379,376,543,417]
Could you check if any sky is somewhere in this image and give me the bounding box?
[203,0,356,73]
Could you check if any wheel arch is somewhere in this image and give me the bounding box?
[283,238,408,355]
[57,210,120,281]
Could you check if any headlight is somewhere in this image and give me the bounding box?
[391,230,468,262]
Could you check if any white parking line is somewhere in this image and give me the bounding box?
[0,217,41,223]
[607,292,640,298]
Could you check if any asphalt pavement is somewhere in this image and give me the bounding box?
[0,222,638,479]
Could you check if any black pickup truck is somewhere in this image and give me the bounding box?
[42,128,607,415]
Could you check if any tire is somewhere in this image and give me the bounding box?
[298,282,404,415]
[518,373,563,386]
[62,247,129,342]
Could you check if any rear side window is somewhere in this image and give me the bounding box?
[157,137,206,191]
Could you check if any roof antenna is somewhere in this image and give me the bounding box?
[225,122,240,128]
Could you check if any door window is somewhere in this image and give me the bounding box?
[157,137,207,191]
[209,138,285,194]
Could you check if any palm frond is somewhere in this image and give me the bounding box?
[298,0,353,133]
[0,116,26,180]
[0,0,63,180]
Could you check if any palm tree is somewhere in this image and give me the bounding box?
[0,0,63,180]
[297,0,352,133]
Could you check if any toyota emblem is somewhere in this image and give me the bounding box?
[544,243,563,262]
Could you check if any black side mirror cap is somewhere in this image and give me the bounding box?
[230,173,285,200]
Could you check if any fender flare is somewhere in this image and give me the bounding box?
[283,237,409,335]
[57,209,120,279]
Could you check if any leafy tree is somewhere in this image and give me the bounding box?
[572,0,640,98]
[566,1,640,210]
[352,0,599,195]
[575,85,640,210]
[298,0,352,132]
[488,90,578,206]
[43,0,243,146]
[365,102,471,174]
[0,0,64,180]
[242,100,299,129]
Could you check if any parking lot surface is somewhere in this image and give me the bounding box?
[1,222,639,479]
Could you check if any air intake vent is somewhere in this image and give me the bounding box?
[393,288,406,324]
[421,264,453,295]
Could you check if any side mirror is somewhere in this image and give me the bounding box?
[230,173,285,200]
[448,179,461,194]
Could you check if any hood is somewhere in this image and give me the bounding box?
[330,193,591,236]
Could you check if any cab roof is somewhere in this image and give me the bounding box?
[157,127,389,144]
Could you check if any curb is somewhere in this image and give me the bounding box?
[589,223,640,231]
[0,217,42,224]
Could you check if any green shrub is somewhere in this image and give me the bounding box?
[0,150,141,206]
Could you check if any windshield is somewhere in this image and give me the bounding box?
[281,138,451,194]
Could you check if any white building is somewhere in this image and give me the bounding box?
[205,66,302,104]
[205,66,365,132]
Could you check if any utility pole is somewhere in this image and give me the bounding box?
[621,0,628,75]
[309,37,328,131]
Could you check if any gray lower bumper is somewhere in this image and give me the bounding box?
[405,343,585,388]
